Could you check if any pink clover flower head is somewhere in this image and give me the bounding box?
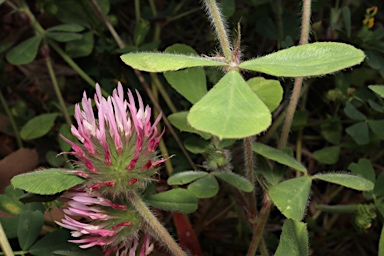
[61,82,167,198]
[56,188,154,256]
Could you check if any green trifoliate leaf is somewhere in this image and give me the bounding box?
[6,35,42,65]
[144,188,198,214]
[239,42,365,77]
[18,210,44,250]
[247,77,283,112]
[164,44,208,104]
[168,171,208,185]
[268,176,312,221]
[188,71,271,139]
[187,175,219,198]
[11,169,85,195]
[313,173,374,191]
[252,142,307,173]
[212,172,254,192]
[120,52,226,72]
[275,219,309,256]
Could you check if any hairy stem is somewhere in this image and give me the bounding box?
[278,0,311,149]
[203,0,232,60]
[0,221,14,256]
[129,191,187,256]
[246,194,272,256]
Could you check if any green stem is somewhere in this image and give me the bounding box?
[0,221,14,256]
[148,0,157,17]
[129,191,187,256]
[203,0,232,60]
[168,8,201,23]
[150,73,177,113]
[0,90,23,148]
[272,0,284,48]
[44,44,72,127]
[259,238,270,256]
[135,0,141,21]
[316,204,359,214]
[278,0,311,149]
[48,40,109,97]
[246,194,272,256]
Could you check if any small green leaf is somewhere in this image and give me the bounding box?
[221,0,235,17]
[46,32,83,42]
[46,151,66,167]
[247,77,283,112]
[268,176,312,221]
[348,158,375,183]
[369,85,384,98]
[164,44,207,104]
[65,32,94,58]
[188,175,219,198]
[379,226,384,256]
[144,188,198,214]
[29,229,71,256]
[46,24,85,32]
[313,146,340,165]
[0,217,18,239]
[11,169,85,195]
[368,120,384,140]
[120,52,226,72]
[6,35,42,65]
[188,71,271,139]
[255,155,284,186]
[368,100,384,113]
[313,173,374,191]
[346,122,369,145]
[374,173,384,197]
[20,113,58,140]
[239,42,365,77]
[344,102,366,121]
[212,172,254,192]
[0,187,24,216]
[168,112,211,139]
[18,210,44,250]
[168,171,208,185]
[321,119,342,144]
[183,137,210,154]
[275,219,309,256]
[252,142,307,173]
